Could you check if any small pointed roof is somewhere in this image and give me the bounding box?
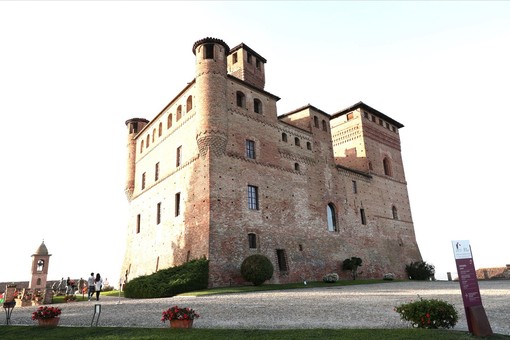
[33,240,50,256]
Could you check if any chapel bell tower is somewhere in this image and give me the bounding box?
[29,241,51,290]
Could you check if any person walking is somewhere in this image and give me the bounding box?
[87,272,95,301]
[94,273,103,301]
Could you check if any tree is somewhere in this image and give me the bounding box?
[342,257,363,280]
[405,261,435,280]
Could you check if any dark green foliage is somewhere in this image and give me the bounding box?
[406,261,435,280]
[240,254,274,286]
[124,257,209,298]
[342,257,363,280]
[395,296,459,329]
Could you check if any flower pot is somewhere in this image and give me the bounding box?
[170,319,193,328]
[38,317,60,327]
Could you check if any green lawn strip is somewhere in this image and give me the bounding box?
[1,327,507,340]
[180,279,394,296]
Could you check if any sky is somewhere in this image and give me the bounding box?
[1,1,509,285]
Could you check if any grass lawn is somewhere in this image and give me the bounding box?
[0,327,507,340]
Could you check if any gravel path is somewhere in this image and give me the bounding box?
[5,280,509,335]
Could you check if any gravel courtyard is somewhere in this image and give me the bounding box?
[5,280,510,335]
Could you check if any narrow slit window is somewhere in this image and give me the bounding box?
[276,249,288,272]
[175,193,181,217]
[360,208,367,225]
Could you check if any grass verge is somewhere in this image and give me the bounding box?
[0,326,508,340]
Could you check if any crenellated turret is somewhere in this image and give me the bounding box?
[192,37,230,158]
[124,118,148,201]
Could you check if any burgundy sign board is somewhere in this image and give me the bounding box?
[452,240,492,336]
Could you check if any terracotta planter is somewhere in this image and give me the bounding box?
[37,317,60,327]
[169,319,193,328]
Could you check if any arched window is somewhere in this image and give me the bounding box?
[236,91,245,108]
[152,129,156,142]
[383,157,392,176]
[294,163,300,171]
[314,116,319,128]
[146,135,150,147]
[327,203,337,232]
[253,98,262,114]
[158,122,162,137]
[140,140,144,153]
[282,133,287,142]
[37,259,44,272]
[306,142,312,150]
[176,105,182,121]
[294,137,300,147]
[167,114,173,129]
[322,120,327,131]
[186,95,193,112]
[36,278,42,285]
[392,206,398,220]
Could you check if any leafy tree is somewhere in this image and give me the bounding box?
[342,257,363,280]
[406,261,435,280]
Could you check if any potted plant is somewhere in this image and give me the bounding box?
[161,305,200,328]
[32,306,62,327]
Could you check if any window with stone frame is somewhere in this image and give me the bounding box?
[236,91,246,108]
[176,146,182,167]
[175,193,181,217]
[247,185,259,210]
[253,98,262,114]
[327,203,337,232]
[282,133,288,142]
[276,249,289,272]
[246,139,256,159]
[157,202,161,225]
[392,205,398,220]
[360,208,367,225]
[248,233,257,249]
[186,95,193,112]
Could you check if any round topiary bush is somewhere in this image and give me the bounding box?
[240,254,274,286]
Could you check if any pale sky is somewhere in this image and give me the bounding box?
[1,1,509,284]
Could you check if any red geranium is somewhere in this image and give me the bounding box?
[32,306,62,320]
[161,305,199,322]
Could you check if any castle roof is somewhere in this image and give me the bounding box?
[33,241,50,256]
[192,37,230,56]
[332,101,404,129]
[229,43,267,63]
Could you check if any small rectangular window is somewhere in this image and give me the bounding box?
[175,193,181,217]
[360,208,367,225]
[157,202,161,225]
[248,185,259,210]
[247,53,252,64]
[136,214,141,234]
[155,162,159,181]
[176,146,182,167]
[248,233,257,249]
[246,140,256,159]
[204,44,214,59]
[352,180,357,194]
[141,172,146,190]
[276,249,288,272]
[232,52,238,63]
[256,59,261,69]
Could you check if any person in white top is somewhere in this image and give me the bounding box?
[94,273,103,301]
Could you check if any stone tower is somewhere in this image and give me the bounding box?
[29,241,51,290]
[192,37,230,158]
[125,118,149,201]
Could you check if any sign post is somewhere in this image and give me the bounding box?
[451,240,492,336]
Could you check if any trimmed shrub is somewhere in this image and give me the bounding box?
[323,273,339,283]
[240,254,274,286]
[342,257,363,280]
[124,257,209,298]
[395,296,459,329]
[406,261,435,280]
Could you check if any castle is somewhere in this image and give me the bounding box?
[121,37,422,287]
